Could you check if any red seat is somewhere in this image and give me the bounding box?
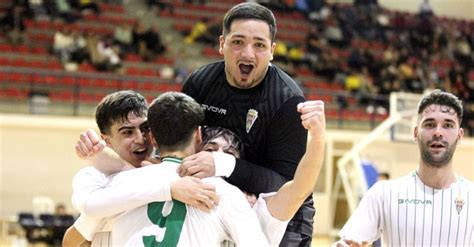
[79,92,95,103]
[78,63,94,72]
[50,91,74,102]
[34,75,59,85]
[122,80,137,89]
[46,60,63,70]
[11,58,29,67]
[126,66,141,75]
[155,57,174,65]
[1,88,28,100]
[140,69,156,77]
[15,45,29,53]
[94,78,108,88]
[30,46,48,55]
[0,43,13,52]
[78,77,90,87]
[9,72,31,84]
[168,83,182,91]
[139,82,155,91]
[108,80,120,89]
[125,54,141,62]
[63,76,76,86]
[0,72,8,82]
[0,57,9,65]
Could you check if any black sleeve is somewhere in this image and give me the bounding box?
[181,72,199,99]
[227,96,307,194]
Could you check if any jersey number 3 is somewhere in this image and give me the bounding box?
[143,200,186,246]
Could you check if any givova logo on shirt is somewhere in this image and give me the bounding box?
[201,104,227,115]
[398,199,433,205]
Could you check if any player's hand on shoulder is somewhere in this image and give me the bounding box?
[297,100,326,139]
[75,129,106,159]
[178,151,216,178]
[171,176,219,212]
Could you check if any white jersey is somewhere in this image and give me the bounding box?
[222,192,289,247]
[71,165,173,244]
[108,157,268,247]
[71,166,109,241]
[71,160,282,246]
[339,172,474,246]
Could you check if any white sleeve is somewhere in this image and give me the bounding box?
[213,179,269,247]
[72,166,109,212]
[338,181,384,243]
[213,152,236,177]
[73,165,175,218]
[253,192,289,246]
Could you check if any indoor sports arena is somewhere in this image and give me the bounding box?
[0,0,472,246]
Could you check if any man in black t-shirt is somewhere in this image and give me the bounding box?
[180,3,315,246]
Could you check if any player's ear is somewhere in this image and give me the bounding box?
[270,42,276,61]
[196,126,202,146]
[413,126,419,143]
[219,35,224,55]
[457,128,464,143]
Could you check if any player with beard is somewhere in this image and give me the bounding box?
[181,3,314,245]
[333,89,474,247]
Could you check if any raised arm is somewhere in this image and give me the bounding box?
[265,100,326,220]
[75,129,133,175]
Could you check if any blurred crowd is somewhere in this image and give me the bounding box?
[253,0,473,134]
[1,0,167,73]
[1,0,472,133]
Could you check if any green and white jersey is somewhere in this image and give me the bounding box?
[339,172,474,246]
[110,158,269,247]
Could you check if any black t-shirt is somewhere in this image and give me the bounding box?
[182,61,315,239]
[183,60,307,193]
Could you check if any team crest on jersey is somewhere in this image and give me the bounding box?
[455,197,465,215]
[246,109,258,133]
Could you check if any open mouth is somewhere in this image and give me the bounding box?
[239,63,254,78]
[429,142,445,149]
[133,147,148,156]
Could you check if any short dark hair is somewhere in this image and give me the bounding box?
[202,126,244,157]
[148,92,204,152]
[417,89,463,124]
[95,90,148,135]
[222,2,277,42]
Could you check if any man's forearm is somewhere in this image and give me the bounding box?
[63,226,91,247]
[76,167,173,218]
[267,136,325,220]
[88,146,134,175]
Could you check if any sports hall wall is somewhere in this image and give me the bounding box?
[0,113,473,235]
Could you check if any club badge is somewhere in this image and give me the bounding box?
[246,109,258,133]
[455,197,465,215]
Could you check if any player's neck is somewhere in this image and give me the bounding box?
[160,144,196,161]
[417,163,456,189]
